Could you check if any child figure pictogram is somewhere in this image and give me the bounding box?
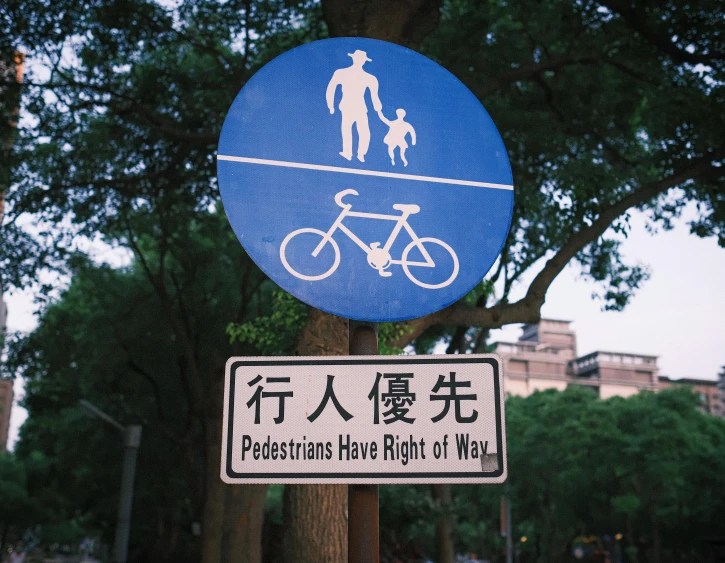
[377,108,417,166]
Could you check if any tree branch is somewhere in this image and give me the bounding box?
[393,150,724,348]
[106,317,190,443]
[39,71,220,143]
[469,51,661,100]
[43,170,169,196]
[108,98,220,144]
[472,55,599,98]
[121,212,204,414]
[599,0,724,67]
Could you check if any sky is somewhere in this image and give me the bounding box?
[491,203,725,379]
[4,203,725,449]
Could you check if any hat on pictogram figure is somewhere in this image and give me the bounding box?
[348,50,372,62]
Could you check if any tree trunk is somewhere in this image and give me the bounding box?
[322,0,441,49]
[201,374,227,563]
[282,309,349,562]
[296,308,349,357]
[281,5,443,560]
[222,484,268,563]
[201,358,268,563]
[431,484,455,563]
[283,483,349,562]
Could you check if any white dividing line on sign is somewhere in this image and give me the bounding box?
[216,155,514,191]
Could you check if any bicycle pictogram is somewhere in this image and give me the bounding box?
[280,189,459,289]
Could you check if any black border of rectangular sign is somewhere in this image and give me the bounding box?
[224,356,505,480]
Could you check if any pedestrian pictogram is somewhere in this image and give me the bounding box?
[326,49,382,163]
[325,48,417,166]
[217,37,514,321]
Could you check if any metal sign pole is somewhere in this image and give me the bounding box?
[348,321,379,563]
[113,425,142,563]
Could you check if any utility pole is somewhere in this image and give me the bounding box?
[79,400,142,563]
[113,425,142,563]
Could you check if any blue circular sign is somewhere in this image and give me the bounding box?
[218,38,513,322]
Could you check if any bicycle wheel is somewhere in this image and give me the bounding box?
[280,228,340,281]
[402,237,459,289]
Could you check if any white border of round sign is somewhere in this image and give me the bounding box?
[217,38,514,322]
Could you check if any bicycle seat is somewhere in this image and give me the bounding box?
[392,203,420,214]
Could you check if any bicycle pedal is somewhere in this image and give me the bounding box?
[379,271,393,277]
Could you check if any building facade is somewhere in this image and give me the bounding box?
[0,297,9,452]
[495,319,722,415]
[658,375,723,416]
[0,51,25,452]
[0,378,12,453]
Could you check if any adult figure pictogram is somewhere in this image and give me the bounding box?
[326,49,382,162]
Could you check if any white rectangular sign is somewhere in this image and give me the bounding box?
[221,355,506,484]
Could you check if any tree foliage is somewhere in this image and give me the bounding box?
[0,453,37,545]
[381,387,725,563]
[2,209,281,562]
[1,0,722,333]
[391,0,725,347]
[227,290,308,356]
[2,0,724,561]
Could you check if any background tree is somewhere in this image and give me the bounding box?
[381,387,725,563]
[3,208,287,562]
[389,0,725,347]
[302,1,725,558]
[2,0,724,561]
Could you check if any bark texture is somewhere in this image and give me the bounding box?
[202,362,267,563]
[282,308,350,562]
[323,0,441,49]
[201,376,227,563]
[282,3,445,561]
[222,484,268,563]
[296,307,350,357]
[283,484,349,563]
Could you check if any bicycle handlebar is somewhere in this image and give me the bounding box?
[335,189,359,208]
